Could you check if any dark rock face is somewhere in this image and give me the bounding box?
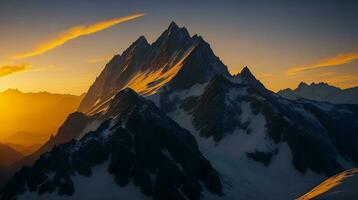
[244,91,358,176]
[0,89,222,200]
[53,112,91,144]
[175,73,358,177]
[186,75,246,141]
[302,103,358,163]
[237,66,267,93]
[167,36,230,91]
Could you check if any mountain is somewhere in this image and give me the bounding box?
[0,166,7,188]
[7,112,94,177]
[2,22,358,199]
[152,67,358,199]
[278,82,358,104]
[78,21,230,115]
[3,143,41,156]
[297,168,358,200]
[4,132,46,148]
[0,143,23,167]
[1,89,222,200]
[0,89,85,146]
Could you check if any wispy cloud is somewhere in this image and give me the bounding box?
[287,52,358,76]
[0,63,30,78]
[13,13,145,59]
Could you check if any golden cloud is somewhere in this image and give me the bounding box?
[287,52,358,76]
[0,63,30,78]
[14,13,145,59]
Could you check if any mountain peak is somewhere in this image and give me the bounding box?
[115,88,139,100]
[240,66,253,77]
[78,22,230,113]
[311,82,330,87]
[161,21,190,41]
[2,88,22,95]
[168,21,179,31]
[132,35,149,46]
[297,81,309,89]
[105,88,150,117]
[239,66,257,82]
[238,66,268,93]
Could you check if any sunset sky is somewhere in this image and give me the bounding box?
[0,0,357,94]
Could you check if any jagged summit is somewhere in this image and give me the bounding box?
[78,22,230,114]
[296,81,336,90]
[166,21,190,37]
[297,81,309,89]
[168,21,179,29]
[151,21,191,51]
[236,66,268,93]
[132,35,149,46]
[240,66,252,75]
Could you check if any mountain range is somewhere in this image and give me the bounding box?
[278,82,358,105]
[0,89,85,147]
[0,144,23,167]
[1,22,357,200]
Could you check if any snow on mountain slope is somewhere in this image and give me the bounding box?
[18,161,151,200]
[0,89,222,200]
[148,67,358,199]
[2,22,358,200]
[167,99,325,200]
[297,168,358,200]
[75,21,358,199]
[278,82,358,105]
[78,22,230,115]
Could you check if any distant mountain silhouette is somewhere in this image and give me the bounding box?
[0,143,23,167]
[3,143,41,156]
[278,82,358,104]
[0,89,85,146]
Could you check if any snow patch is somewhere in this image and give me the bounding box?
[168,105,325,200]
[18,161,151,200]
